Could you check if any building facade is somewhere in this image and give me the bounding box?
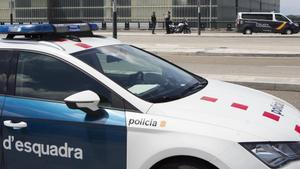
[0,0,280,28]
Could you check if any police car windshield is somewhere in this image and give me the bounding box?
[72,44,207,103]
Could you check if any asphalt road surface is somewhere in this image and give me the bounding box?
[159,55,300,78]
[117,32,300,55]
[159,54,300,110]
[263,90,300,110]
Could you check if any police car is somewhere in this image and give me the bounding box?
[236,12,299,35]
[0,23,300,169]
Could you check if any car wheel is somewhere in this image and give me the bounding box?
[157,161,215,169]
[243,28,252,35]
[285,29,293,35]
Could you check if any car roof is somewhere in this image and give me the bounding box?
[238,12,281,15]
[0,36,123,54]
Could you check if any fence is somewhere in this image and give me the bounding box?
[0,8,10,23]
[0,0,220,28]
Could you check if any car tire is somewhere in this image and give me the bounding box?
[243,28,252,35]
[156,161,216,169]
[285,29,293,35]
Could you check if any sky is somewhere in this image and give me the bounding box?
[281,0,300,15]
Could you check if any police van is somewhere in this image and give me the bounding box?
[0,23,300,169]
[236,12,299,34]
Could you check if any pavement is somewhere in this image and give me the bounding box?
[97,31,300,92]
[98,31,300,57]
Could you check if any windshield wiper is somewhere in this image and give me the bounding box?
[148,82,205,103]
[181,82,204,97]
[150,95,183,103]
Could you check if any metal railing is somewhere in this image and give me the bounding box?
[0,3,219,24]
[0,8,10,23]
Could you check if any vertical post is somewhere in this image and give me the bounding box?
[209,0,212,29]
[235,0,239,16]
[112,0,117,39]
[10,0,13,24]
[47,0,53,23]
[198,0,201,35]
[259,0,262,12]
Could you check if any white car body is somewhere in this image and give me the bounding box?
[1,36,300,169]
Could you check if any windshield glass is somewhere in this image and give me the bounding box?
[275,14,291,22]
[72,44,207,103]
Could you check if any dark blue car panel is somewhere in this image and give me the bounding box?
[0,96,4,169]
[237,19,299,34]
[2,96,127,169]
[0,96,4,113]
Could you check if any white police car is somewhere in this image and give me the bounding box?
[0,23,300,169]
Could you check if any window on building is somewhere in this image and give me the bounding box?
[15,0,31,8]
[116,0,131,18]
[83,0,104,6]
[51,0,80,7]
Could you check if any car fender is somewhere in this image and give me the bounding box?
[138,147,230,169]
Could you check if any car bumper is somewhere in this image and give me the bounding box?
[293,28,299,34]
[217,142,300,169]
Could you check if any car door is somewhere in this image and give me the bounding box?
[0,50,14,169]
[256,14,273,33]
[274,14,290,33]
[2,51,127,169]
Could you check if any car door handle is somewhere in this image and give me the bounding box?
[4,120,27,130]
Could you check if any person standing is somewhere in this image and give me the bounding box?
[165,11,171,34]
[151,12,157,34]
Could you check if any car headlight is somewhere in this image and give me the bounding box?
[241,142,300,168]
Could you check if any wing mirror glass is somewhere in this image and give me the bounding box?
[64,90,100,114]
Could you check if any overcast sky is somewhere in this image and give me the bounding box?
[281,0,300,15]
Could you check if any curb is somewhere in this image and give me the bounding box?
[152,52,300,57]
[228,81,300,92]
[99,31,300,38]
[199,74,300,92]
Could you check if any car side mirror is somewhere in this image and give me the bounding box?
[64,90,100,113]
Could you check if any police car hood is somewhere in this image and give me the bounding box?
[148,79,300,141]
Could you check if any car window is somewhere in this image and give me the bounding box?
[242,14,273,20]
[275,14,290,22]
[0,51,13,95]
[15,51,123,109]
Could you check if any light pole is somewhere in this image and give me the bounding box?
[9,0,14,24]
[112,0,117,39]
[260,0,262,12]
[198,0,201,35]
[235,0,239,15]
[209,0,212,29]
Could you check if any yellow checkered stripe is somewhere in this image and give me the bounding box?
[276,22,287,31]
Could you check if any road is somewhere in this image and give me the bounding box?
[263,90,300,110]
[112,32,300,55]
[159,55,300,79]
[158,54,300,109]
[110,32,300,109]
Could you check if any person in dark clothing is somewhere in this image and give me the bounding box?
[151,12,157,34]
[165,11,171,34]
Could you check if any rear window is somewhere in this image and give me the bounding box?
[242,14,273,21]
